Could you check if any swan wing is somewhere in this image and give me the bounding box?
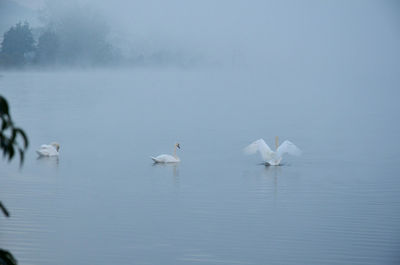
[37,149,50,156]
[151,154,179,163]
[244,139,274,161]
[276,140,302,158]
[37,145,58,156]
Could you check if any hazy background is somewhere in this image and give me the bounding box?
[1,0,399,70]
[1,1,400,265]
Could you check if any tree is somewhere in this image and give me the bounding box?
[0,96,28,164]
[0,95,29,265]
[35,30,59,65]
[0,22,35,67]
[0,205,17,265]
[0,249,17,265]
[39,3,115,66]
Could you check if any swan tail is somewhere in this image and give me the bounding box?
[36,150,47,156]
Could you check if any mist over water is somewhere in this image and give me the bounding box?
[3,0,400,69]
[1,1,400,265]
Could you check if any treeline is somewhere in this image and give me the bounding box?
[0,9,119,68]
[0,2,200,69]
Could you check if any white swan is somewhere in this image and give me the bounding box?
[36,142,60,157]
[244,136,301,166]
[151,143,181,163]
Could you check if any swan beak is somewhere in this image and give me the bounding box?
[177,144,180,149]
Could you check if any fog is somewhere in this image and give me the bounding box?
[3,0,400,70]
[98,0,400,70]
[1,1,400,264]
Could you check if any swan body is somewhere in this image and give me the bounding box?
[151,154,180,163]
[151,143,181,163]
[244,137,301,166]
[36,142,60,157]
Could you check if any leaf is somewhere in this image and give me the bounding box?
[18,148,24,167]
[0,95,28,166]
[10,129,17,143]
[0,132,4,146]
[0,96,9,116]
[0,202,10,217]
[8,145,14,161]
[15,128,28,149]
[1,117,9,131]
[0,249,18,265]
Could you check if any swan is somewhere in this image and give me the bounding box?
[36,142,60,157]
[244,136,301,166]
[151,143,181,163]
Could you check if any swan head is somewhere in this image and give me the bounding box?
[175,143,180,149]
[50,142,60,151]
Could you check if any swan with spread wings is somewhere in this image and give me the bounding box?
[244,137,301,166]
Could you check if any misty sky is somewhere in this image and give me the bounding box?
[97,1,400,67]
[97,1,400,70]
[10,0,400,71]
[2,2,400,264]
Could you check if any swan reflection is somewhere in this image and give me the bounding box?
[244,163,283,201]
[263,165,282,196]
[36,155,59,168]
[152,162,180,185]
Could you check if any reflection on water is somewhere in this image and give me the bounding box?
[152,162,180,185]
[245,164,283,202]
[263,165,281,197]
[0,70,399,265]
[36,156,59,168]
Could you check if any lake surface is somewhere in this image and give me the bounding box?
[1,69,399,265]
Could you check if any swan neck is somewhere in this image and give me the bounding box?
[173,145,177,158]
[275,136,279,150]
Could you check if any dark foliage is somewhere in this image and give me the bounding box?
[0,95,28,165]
[0,95,28,265]
[0,22,35,67]
[0,202,9,217]
[0,4,120,68]
[0,202,17,265]
[0,249,17,265]
[52,7,114,66]
[35,30,59,65]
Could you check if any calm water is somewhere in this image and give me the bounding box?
[0,69,399,265]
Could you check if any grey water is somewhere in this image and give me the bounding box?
[1,68,400,265]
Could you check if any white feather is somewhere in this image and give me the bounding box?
[244,138,301,166]
[151,143,181,163]
[151,155,180,163]
[244,139,273,161]
[36,144,59,157]
[276,140,302,158]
